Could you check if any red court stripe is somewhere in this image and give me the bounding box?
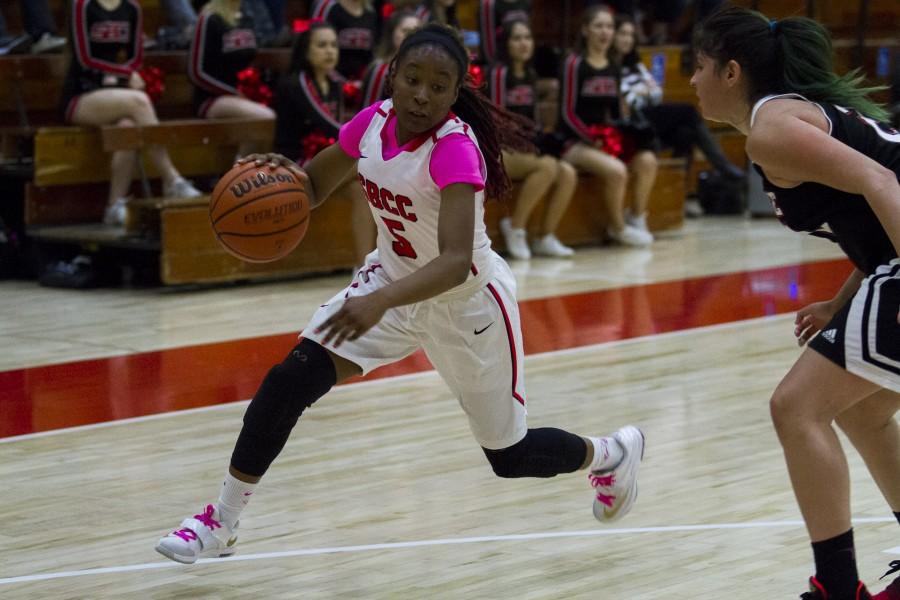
[0,259,853,438]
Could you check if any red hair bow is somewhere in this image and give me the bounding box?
[293,17,324,34]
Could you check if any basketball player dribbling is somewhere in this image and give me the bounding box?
[692,7,900,599]
[155,23,645,565]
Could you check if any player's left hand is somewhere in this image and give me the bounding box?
[316,295,387,348]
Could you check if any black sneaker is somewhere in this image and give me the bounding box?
[801,576,872,600]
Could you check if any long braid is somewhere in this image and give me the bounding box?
[391,23,533,200]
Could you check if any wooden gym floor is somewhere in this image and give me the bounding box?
[1,217,897,599]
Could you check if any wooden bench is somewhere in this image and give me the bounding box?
[26,117,685,286]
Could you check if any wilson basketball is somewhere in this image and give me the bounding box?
[209,163,310,263]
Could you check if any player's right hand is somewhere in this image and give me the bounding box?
[794,300,836,346]
[237,153,306,182]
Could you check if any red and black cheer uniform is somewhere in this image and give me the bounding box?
[558,53,657,159]
[273,71,344,165]
[360,59,390,107]
[478,0,531,64]
[487,64,537,122]
[312,0,377,81]
[558,54,620,145]
[61,0,143,123]
[188,12,258,117]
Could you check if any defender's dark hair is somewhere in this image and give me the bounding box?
[389,23,534,200]
[288,21,337,75]
[693,6,888,121]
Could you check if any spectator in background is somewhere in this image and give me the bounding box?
[416,0,460,30]
[61,0,202,226]
[489,19,577,259]
[158,0,197,49]
[311,0,378,81]
[0,0,66,55]
[189,0,276,156]
[352,9,421,266]
[273,21,344,166]
[559,5,657,247]
[612,15,744,185]
[478,0,531,65]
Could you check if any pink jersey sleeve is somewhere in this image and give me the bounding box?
[338,103,381,158]
[429,133,486,192]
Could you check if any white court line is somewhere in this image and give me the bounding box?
[0,314,792,445]
[885,546,900,555]
[0,517,892,586]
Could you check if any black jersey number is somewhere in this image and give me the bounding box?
[381,217,418,259]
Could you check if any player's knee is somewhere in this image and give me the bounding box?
[483,437,528,478]
[536,155,558,177]
[557,160,577,184]
[242,339,336,435]
[769,379,810,438]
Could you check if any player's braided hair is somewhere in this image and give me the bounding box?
[389,23,535,200]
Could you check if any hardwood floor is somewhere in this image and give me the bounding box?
[2,217,896,599]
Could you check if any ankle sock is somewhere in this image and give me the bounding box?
[812,529,859,597]
[216,471,257,528]
[587,436,624,472]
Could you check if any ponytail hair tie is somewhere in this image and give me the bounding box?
[769,19,779,34]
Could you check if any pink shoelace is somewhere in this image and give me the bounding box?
[589,473,616,507]
[171,504,221,543]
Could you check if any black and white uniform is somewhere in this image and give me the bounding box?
[273,71,343,165]
[61,0,143,123]
[312,0,377,81]
[751,93,900,391]
[188,12,258,117]
[478,0,531,64]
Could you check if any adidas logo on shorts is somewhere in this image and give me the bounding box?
[820,328,837,343]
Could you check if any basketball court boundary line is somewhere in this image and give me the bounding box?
[0,314,794,445]
[0,517,893,586]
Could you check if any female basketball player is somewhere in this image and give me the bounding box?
[155,23,644,564]
[62,0,202,226]
[692,7,900,599]
[189,0,276,156]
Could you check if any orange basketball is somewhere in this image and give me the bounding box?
[209,163,310,263]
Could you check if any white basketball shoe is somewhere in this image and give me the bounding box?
[589,425,645,522]
[155,504,238,564]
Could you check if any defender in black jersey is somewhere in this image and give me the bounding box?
[61,0,201,226]
[694,8,900,600]
[189,2,275,156]
[487,19,576,259]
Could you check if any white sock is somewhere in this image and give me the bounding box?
[587,436,624,472]
[216,472,257,528]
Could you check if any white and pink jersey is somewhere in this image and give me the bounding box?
[339,99,496,298]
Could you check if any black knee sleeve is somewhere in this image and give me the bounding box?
[483,427,587,478]
[230,339,336,477]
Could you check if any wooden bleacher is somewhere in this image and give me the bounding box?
[4,0,897,285]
